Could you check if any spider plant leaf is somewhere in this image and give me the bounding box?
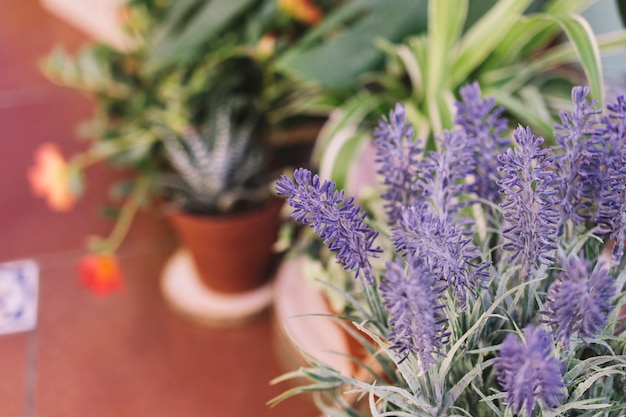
[544,0,592,14]
[311,93,379,166]
[319,130,371,191]
[530,13,605,106]
[425,88,456,139]
[426,0,467,94]
[398,36,427,100]
[482,17,555,71]
[451,0,533,86]
[482,0,590,69]
[486,87,555,138]
[481,29,626,93]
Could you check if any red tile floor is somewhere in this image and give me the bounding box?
[0,2,318,416]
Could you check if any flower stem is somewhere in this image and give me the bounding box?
[100,176,150,253]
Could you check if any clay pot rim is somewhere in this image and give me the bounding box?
[166,198,284,229]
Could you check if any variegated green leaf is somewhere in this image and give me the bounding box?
[531,13,605,106]
[427,0,467,93]
[452,0,534,85]
[311,93,379,166]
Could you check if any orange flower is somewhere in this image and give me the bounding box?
[27,143,76,212]
[278,0,323,25]
[77,253,124,296]
[116,5,131,25]
[257,33,277,59]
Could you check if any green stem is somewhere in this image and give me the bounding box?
[71,150,106,170]
[100,177,150,253]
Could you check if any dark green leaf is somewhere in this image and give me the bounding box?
[146,0,257,71]
[276,0,428,89]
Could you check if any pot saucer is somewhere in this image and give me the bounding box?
[161,249,274,327]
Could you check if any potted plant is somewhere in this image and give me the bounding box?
[267,0,626,410]
[271,82,626,416]
[152,89,291,324]
[276,0,626,325]
[30,0,432,299]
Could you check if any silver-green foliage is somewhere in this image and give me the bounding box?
[158,96,270,213]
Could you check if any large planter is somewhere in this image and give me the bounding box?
[161,199,283,326]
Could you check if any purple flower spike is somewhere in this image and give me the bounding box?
[417,129,475,220]
[596,94,626,265]
[455,82,510,203]
[392,203,490,309]
[496,326,565,415]
[380,256,449,369]
[275,168,383,285]
[374,103,423,225]
[553,86,604,228]
[542,255,616,348]
[498,126,560,279]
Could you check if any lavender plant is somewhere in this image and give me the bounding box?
[272,83,626,416]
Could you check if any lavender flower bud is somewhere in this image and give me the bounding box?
[374,103,423,225]
[380,256,449,369]
[391,203,490,309]
[496,326,565,415]
[596,94,626,265]
[275,168,382,285]
[542,255,616,348]
[417,129,475,220]
[455,81,510,203]
[498,126,560,279]
[553,86,604,228]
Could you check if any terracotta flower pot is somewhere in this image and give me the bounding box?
[167,199,283,294]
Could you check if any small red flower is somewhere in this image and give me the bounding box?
[27,143,76,212]
[77,253,124,296]
[278,0,323,26]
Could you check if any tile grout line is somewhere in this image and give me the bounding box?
[24,327,37,417]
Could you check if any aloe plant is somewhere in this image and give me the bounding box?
[157,95,271,214]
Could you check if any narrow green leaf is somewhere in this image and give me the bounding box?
[148,0,202,47]
[387,39,426,100]
[438,279,542,382]
[565,355,622,381]
[285,0,381,49]
[483,17,555,70]
[570,366,626,401]
[353,322,425,399]
[545,0,591,14]
[324,131,371,191]
[532,13,605,107]
[311,93,379,166]
[486,88,555,138]
[426,0,467,93]
[146,0,257,71]
[440,358,497,413]
[485,29,626,98]
[425,88,456,138]
[544,399,612,417]
[452,0,533,85]
[276,0,427,89]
